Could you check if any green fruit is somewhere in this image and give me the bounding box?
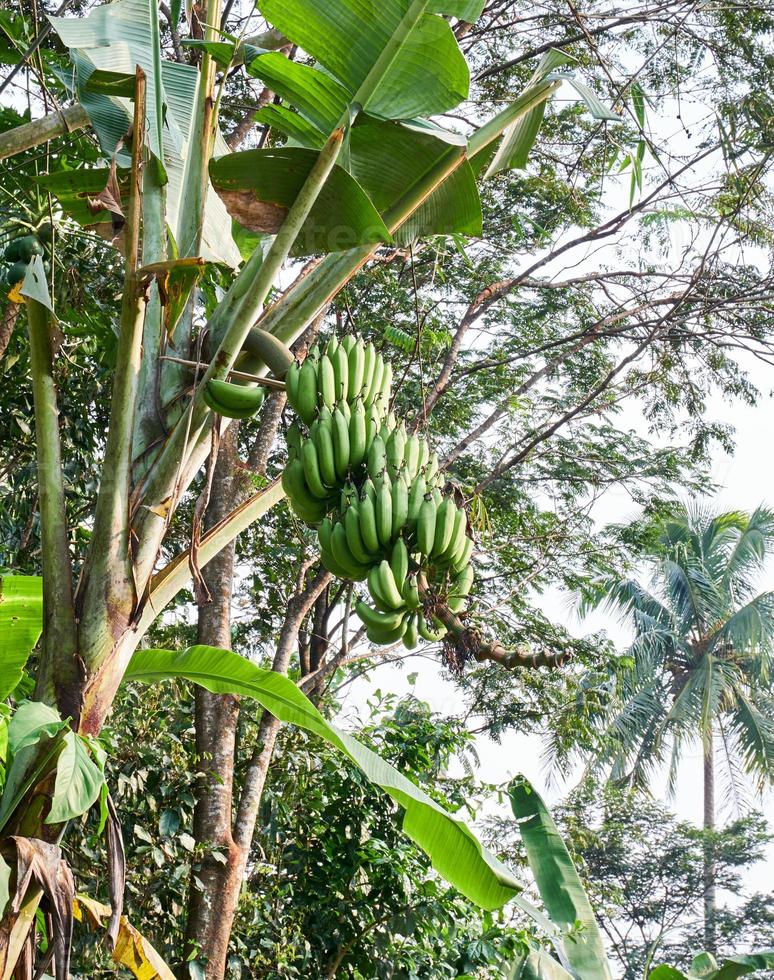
[376,559,404,609]
[331,522,369,580]
[376,475,393,547]
[314,414,337,487]
[402,574,420,610]
[348,338,365,399]
[386,423,406,477]
[403,613,418,649]
[433,498,456,557]
[355,598,405,632]
[331,405,351,480]
[242,327,294,379]
[452,536,474,572]
[203,379,265,419]
[389,537,409,589]
[6,260,28,286]
[345,505,373,564]
[37,222,54,244]
[367,564,401,613]
[297,359,319,424]
[332,344,349,402]
[318,354,336,409]
[417,612,447,642]
[366,617,408,646]
[367,434,387,480]
[391,473,409,538]
[348,398,367,467]
[417,496,437,556]
[407,474,426,528]
[5,236,41,263]
[300,440,330,499]
[358,494,380,553]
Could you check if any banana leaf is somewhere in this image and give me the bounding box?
[124,645,523,910]
[509,777,613,980]
[0,575,42,700]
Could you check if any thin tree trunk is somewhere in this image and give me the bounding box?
[703,730,716,954]
[183,424,246,980]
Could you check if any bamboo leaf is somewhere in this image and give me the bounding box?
[124,645,523,910]
[509,777,613,980]
[47,731,105,824]
[209,148,393,254]
[0,575,42,700]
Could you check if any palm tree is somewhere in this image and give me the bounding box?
[579,504,774,953]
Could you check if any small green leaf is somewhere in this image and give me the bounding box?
[7,701,64,755]
[47,731,105,824]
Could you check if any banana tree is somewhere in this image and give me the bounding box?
[0,0,616,972]
[505,778,774,980]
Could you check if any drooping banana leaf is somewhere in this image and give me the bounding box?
[47,0,240,265]
[505,950,575,980]
[509,777,614,980]
[124,645,523,910]
[0,575,42,700]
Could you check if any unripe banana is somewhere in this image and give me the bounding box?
[368,564,403,613]
[358,493,380,553]
[386,423,407,478]
[285,361,301,409]
[332,344,349,402]
[345,504,374,564]
[282,459,328,522]
[314,411,337,487]
[389,537,409,589]
[402,574,420,610]
[417,496,437,556]
[340,481,359,513]
[355,599,405,632]
[452,536,474,572]
[417,612,447,642]
[326,336,339,357]
[300,440,330,500]
[331,405,351,481]
[361,478,377,505]
[348,398,367,467]
[364,401,380,449]
[340,334,356,354]
[376,559,404,609]
[443,506,468,565]
[363,351,382,407]
[366,617,408,646]
[331,522,369,580]
[424,451,439,485]
[348,338,365,400]
[367,434,387,480]
[338,398,351,423]
[376,475,393,547]
[203,380,265,419]
[407,473,427,528]
[416,437,429,474]
[403,434,420,479]
[297,359,318,424]
[286,420,303,454]
[448,563,474,612]
[391,472,409,538]
[433,498,456,557]
[403,613,419,649]
[242,327,294,378]
[319,354,336,409]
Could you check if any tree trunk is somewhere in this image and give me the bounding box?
[183,424,246,980]
[703,729,716,954]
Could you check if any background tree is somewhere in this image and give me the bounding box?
[576,505,774,953]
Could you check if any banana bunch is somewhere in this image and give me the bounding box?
[285,335,392,425]
[281,330,477,653]
[282,334,394,524]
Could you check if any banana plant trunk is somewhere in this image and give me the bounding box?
[703,730,717,954]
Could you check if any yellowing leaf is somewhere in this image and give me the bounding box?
[74,895,175,980]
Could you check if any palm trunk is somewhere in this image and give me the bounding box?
[703,730,716,954]
[183,424,246,980]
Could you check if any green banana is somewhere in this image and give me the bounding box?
[297,358,318,424]
[340,334,355,354]
[366,617,408,646]
[416,436,429,474]
[403,613,418,649]
[355,599,405,632]
[331,522,369,581]
[340,481,359,513]
[300,440,330,500]
[376,475,393,547]
[364,352,383,407]
[417,495,437,556]
[242,327,294,378]
[326,335,339,357]
[376,559,404,608]
[332,344,349,402]
[203,379,265,419]
[452,536,474,572]
[417,612,447,642]
[386,423,406,477]
[403,435,420,478]
[433,498,456,557]
[286,420,303,454]
[331,405,351,481]
[285,361,301,410]
[349,398,367,467]
[314,410,337,487]
[407,474,426,528]
[389,537,409,588]
[344,504,374,564]
[364,401,380,449]
[425,451,439,485]
[367,434,387,480]
[443,507,468,565]
[358,493,380,553]
[361,478,377,504]
[348,338,365,400]
[402,574,420,610]
[282,460,328,522]
[319,354,336,409]
[448,563,474,612]
[367,564,402,613]
[391,473,409,538]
